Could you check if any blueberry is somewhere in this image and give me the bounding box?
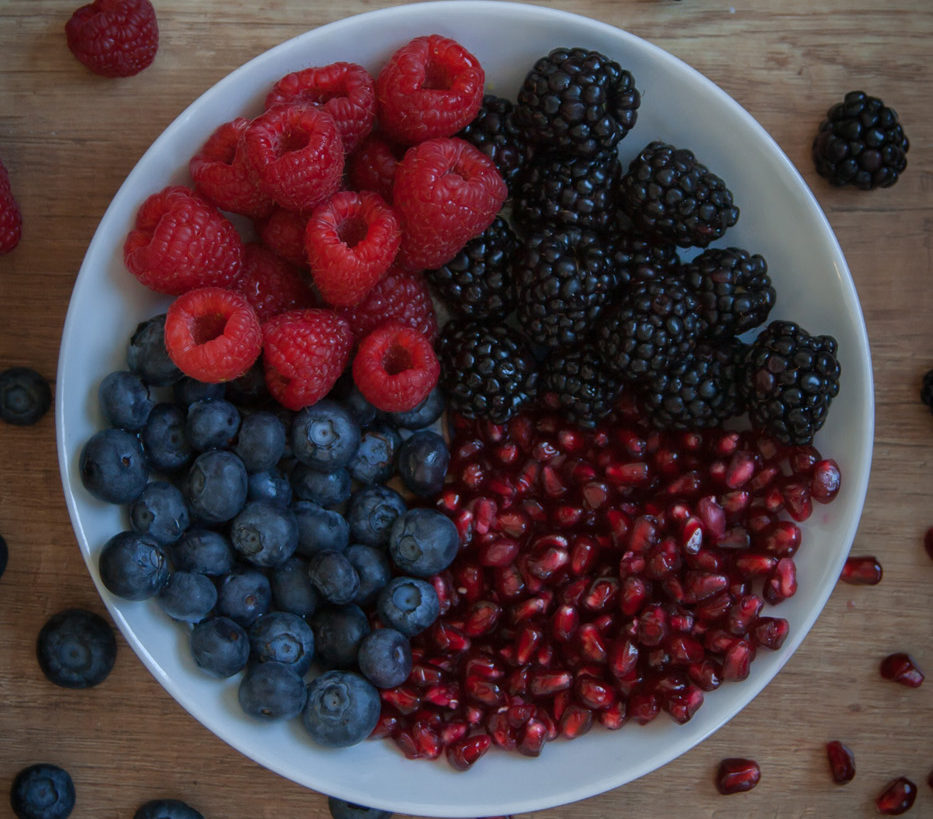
[216,568,271,627]
[247,469,293,507]
[173,376,225,406]
[234,410,287,472]
[0,533,8,580]
[357,627,412,689]
[79,427,149,504]
[388,508,460,577]
[10,763,75,819]
[307,550,361,606]
[185,398,241,451]
[35,608,116,689]
[127,313,183,387]
[292,500,350,557]
[190,616,250,677]
[156,570,218,623]
[98,370,154,430]
[270,556,319,617]
[182,450,248,524]
[346,486,407,548]
[347,423,401,485]
[141,403,193,474]
[0,366,52,426]
[133,799,203,819]
[98,531,173,601]
[341,384,381,427]
[309,604,371,669]
[249,611,315,674]
[229,500,298,568]
[225,359,271,408]
[302,669,381,748]
[396,429,449,497]
[345,544,391,607]
[376,576,440,636]
[291,400,361,470]
[327,797,393,819]
[238,661,308,720]
[387,384,444,430]
[171,528,234,576]
[290,463,351,508]
[129,480,190,544]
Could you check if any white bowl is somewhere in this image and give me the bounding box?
[55,2,874,816]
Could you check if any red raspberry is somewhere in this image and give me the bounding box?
[236,242,317,322]
[164,287,262,383]
[393,137,506,270]
[262,309,353,410]
[336,266,438,343]
[375,34,484,145]
[123,186,244,295]
[241,104,344,213]
[265,62,376,154]
[352,321,440,412]
[0,158,22,255]
[305,190,401,308]
[189,118,274,220]
[65,0,158,78]
[254,206,309,268]
[347,132,406,203]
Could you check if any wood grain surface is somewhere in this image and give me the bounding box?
[1,1,931,817]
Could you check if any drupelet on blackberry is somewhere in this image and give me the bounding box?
[458,94,530,192]
[540,347,623,428]
[608,229,681,290]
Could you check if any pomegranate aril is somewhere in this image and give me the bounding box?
[664,684,704,724]
[393,729,423,759]
[423,683,460,709]
[574,675,616,710]
[431,621,471,653]
[752,616,789,650]
[517,717,549,756]
[514,623,543,666]
[636,604,669,647]
[716,757,761,794]
[694,589,733,622]
[570,535,600,575]
[486,710,517,751]
[755,520,801,557]
[492,564,526,600]
[577,622,609,664]
[840,555,883,585]
[666,634,706,666]
[381,684,421,714]
[825,740,855,784]
[780,479,813,521]
[734,553,778,579]
[463,652,503,680]
[875,777,917,815]
[559,703,594,738]
[582,576,620,612]
[510,591,553,623]
[725,594,764,636]
[697,496,727,540]
[763,557,797,604]
[528,670,572,697]
[721,639,753,681]
[688,657,722,691]
[444,731,488,770]
[810,458,841,502]
[879,652,925,688]
[551,604,580,643]
[409,663,444,687]
[619,575,649,617]
[788,444,820,474]
[609,638,639,679]
[452,563,484,603]
[628,691,660,724]
[370,711,401,739]
[463,600,502,637]
[724,450,758,488]
[684,571,730,603]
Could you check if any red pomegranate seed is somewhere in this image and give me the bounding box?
[551,604,580,643]
[494,509,529,538]
[445,732,492,770]
[716,757,761,794]
[370,711,400,739]
[514,623,543,666]
[752,616,789,650]
[880,653,925,688]
[574,674,616,710]
[431,621,471,653]
[492,563,526,600]
[875,777,917,815]
[452,563,484,603]
[825,740,856,784]
[810,458,841,502]
[510,591,553,623]
[583,576,620,612]
[517,717,549,756]
[725,594,764,636]
[423,682,460,709]
[788,444,820,474]
[599,699,627,730]
[684,571,730,603]
[381,684,421,715]
[409,663,444,687]
[486,710,517,750]
[608,638,639,679]
[628,691,660,724]
[529,670,572,697]
[666,634,706,666]
[694,589,734,622]
[577,622,609,663]
[754,520,801,557]
[763,557,797,604]
[463,600,502,637]
[411,720,443,759]
[697,496,727,540]
[559,703,594,738]
[781,479,813,521]
[734,553,778,579]
[664,684,704,724]
[478,536,520,567]
[724,451,757,488]
[570,534,600,574]
[840,555,883,585]
[688,657,722,691]
[721,639,753,681]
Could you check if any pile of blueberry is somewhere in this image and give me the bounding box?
[77,312,455,748]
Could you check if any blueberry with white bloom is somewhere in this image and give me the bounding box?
[308,550,360,605]
[290,463,352,508]
[357,627,412,689]
[182,450,248,525]
[239,661,308,720]
[190,616,250,678]
[292,399,360,470]
[346,486,406,548]
[388,507,460,577]
[347,423,401,485]
[388,384,444,430]
[247,468,293,507]
[156,570,218,623]
[216,568,271,627]
[80,427,149,504]
[270,556,319,617]
[229,500,298,568]
[127,313,183,387]
[310,604,371,669]
[345,543,391,607]
[129,480,190,544]
[98,531,173,601]
[173,376,225,406]
[185,398,241,451]
[303,669,381,748]
[172,528,235,576]
[249,611,315,674]
[141,402,192,474]
[376,576,440,637]
[234,410,287,473]
[98,370,154,431]
[134,798,204,819]
[327,797,393,819]
[293,500,350,556]
[396,429,449,497]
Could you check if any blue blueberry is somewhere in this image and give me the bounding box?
[129,480,190,544]
[171,528,234,576]
[185,398,241,451]
[248,611,315,674]
[35,608,116,689]
[225,359,271,408]
[98,370,154,431]
[182,450,248,524]
[127,313,183,387]
[216,568,271,627]
[345,544,391,607]
[327,797,393,819]
[309,604,371,669]
[133,799,203,819]
[229,500,298,568]
[357,627,412,689]
[0,366,52,426]
[388,384,444,430]
[290,463,351,508]
[307,550,360,605]
[346,486,407,548]
[98,531,173,601]
[388,508,460,577]
[269,556,319,617]
[347,424,401,485]
[247,469,293,507]
[376,576,440,637]
[292,500,349,557]
[238,661,308,720]
[10,763,75,819]
[141,403,193,474]
[79,427,149,504]
[291,400,361,470]
[302,669,381,748]
[396,430,449,497]
[341,385,381,427]
[190,616,250,678]
[234,410,287,473]
[156,570,218,623]
[173,376,225,406]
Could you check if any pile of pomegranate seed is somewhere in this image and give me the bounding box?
[374,398,842,769]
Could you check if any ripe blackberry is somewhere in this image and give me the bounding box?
[681,247,775,339]
[741,320,841,446]
[617,141,739,248]
[514,46,640,159]
[540,347,623,428]
[425,217,518,320]
[458,94,530,192]
[436,320,538,423]
[608,229,680,289]
[594,277,702,382]
[512,150,621,235]
[511,226,615,349]
[920,369,933,414]
[813,91,909,190]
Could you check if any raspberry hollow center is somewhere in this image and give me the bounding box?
[422,60,452,91]
[383,342,415,375]
[337,214,369,248]
[192,312,229,345]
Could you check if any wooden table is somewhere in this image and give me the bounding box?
[1,1,931,817]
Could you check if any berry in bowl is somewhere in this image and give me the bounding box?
[55,2,873,816]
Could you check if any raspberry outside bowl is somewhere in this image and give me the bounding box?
[55,2,873,816]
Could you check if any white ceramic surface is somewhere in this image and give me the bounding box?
[55,3,874,816]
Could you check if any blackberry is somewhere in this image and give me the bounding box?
[436,320,538,423]
[594,277,702,382]
[424,216,518,320]
[514,46,640,159]
[512,151,621,235]
[681,247,775,339]
[540,347,623,428]
[458,94,530,192]
[920,369,933,413]
[511,226,615,349]
[617,141,739,248]
[741,320,841,446]
[608,229,680,290]
[813,91,909,190]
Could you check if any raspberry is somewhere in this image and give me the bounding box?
[265,62,376,154]
[164,287,262,383]
[261,309,353,410]
[0,158,22,255]
[254,206,309,268]
[393,137,507,271]
[189,117,274,219]
[241,104,344,212]
[375,34,485,145]
[305,190,401,307]
[336,266,437,343]
[347,132,406,203]
[123,185,245,295]
[236,242,317,322]
[65,0,158,78]
[352,321,440,412]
